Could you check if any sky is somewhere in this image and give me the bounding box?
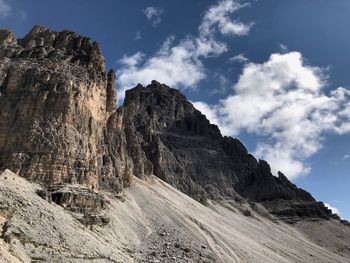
[0,0,349,220]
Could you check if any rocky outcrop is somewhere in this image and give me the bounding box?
[0,26,130,195]
[121,81,256,201]
[36,185,107,213]
[0,26,345,225]
[120,81,344,223]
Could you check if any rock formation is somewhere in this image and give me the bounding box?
[120,81,342,223]
[0,26,346,227]
[0,26,130,194]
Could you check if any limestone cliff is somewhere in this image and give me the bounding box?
[0,26,128,195]
[0,26,346,225]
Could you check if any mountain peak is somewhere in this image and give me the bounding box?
[0,26,105,75]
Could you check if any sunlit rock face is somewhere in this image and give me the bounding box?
[0,26,129,192]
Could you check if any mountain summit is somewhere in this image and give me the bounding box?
[0,26,349,263]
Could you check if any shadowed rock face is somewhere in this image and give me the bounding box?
[122,81,258,201]
[120,81,338,222]
[0,26,344,224]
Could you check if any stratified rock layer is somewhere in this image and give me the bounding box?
[0,26,128,196]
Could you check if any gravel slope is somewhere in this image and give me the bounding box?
[0,169,348,263]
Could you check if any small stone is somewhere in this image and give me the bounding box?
[183,247,191,253]
[164,242,171,248]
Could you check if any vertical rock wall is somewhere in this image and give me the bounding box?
[0,26,128,192]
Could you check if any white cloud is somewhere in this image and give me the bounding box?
[254,143,311,178]
[143,6,163,27]
[343,154,350,160]
[119,1,350,180]
[117,0,252,102]
[199,0,253,37]
[0,0,11,18]
[229,53,249,63]
[324,203,340,215]
[118,52,145,68]
[194,52,350,179]
[117,37,215,102]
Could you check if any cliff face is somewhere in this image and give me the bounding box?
[0,26,129,194]
[120,81,340,222]
[121,82,257,201]
[0,26,343,224]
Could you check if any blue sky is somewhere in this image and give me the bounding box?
[1,0,349,220]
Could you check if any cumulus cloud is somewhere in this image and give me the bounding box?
[117,37,222,102]
[0,0,11,18]
[143,6,163,27]
[194,52,350,179]
[118,52,144,67]
[117,0,252,102]
[119,1,350,180]
[324,203,340,215]
[229,53,249,63]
